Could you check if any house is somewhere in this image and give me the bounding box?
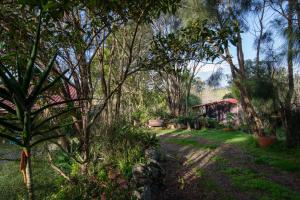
[192,98,240,123]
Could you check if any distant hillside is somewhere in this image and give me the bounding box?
[200,87,231,104]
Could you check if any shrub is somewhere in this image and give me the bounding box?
[207,118,221,128]
[176,113,198,128]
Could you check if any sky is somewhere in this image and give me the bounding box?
[198,31,259,87]
[197,7,285,87]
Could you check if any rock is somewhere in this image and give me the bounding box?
[141,185,152,200]
[147,158,160,167]
[133,163,150,186]
[134,185,152,200]
[145,148,160,161]
[133,163,146,175]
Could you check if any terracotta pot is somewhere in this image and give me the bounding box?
[257,136,276,148]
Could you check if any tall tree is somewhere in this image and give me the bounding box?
[189,0,266,136]
[0,11,77,199]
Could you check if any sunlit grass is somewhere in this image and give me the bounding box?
[166,138,219,149]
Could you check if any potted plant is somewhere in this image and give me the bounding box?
[257,127,277,148]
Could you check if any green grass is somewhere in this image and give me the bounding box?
[157,128,253,145]
[166,138,219,149]
[0,145,65,199]
[253,156,300,172]
[195,168,205,177]
[211,155,228,163]
[223,167,300,200]
[200,178,235,200]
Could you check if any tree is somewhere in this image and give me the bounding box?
[150,18,205,117]
[0,11,77,199]
[269,0,300,147]
[39,0,181,175]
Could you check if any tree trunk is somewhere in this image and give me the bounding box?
[284,108,300,147]
[284,0,297,147]
[25,149,34,200]
[235,80,264,136]
[81,109,90,174]
[115,87,122,119]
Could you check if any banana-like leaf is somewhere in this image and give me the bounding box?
[0,101,16,114]
[22,12,42,92]
[27,53,57,107]
[16,53,23,84]
[3,70,25,100]
[14,98,25,122]
[39,68,69,94]
[31,99,82,118]
[0,63,25,101]
[0,118,22,131]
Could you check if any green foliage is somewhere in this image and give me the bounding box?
[92,121,158,180]
[188,94,201,107]
[207,68,224,88]
[70,162,81,177]
[223,93,234,99]
[195,168,205,177]
[98,168,108,182]
[0,13,75,150]
[225,113,235,128]
[53,151,72,173]
[199,116,208,128]
[207,118,222,129]
[117,159,133,179]
[46,183,83,200]
[177,114,196,125]
[132,103,169,125]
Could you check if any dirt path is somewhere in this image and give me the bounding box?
[155,133,227,200]
[155,133,300,200]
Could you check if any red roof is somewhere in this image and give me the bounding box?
[192,98,238,108]
[0,84,78,113]
[222,98,238,104]
[48,84,77,104]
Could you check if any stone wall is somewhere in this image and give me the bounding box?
[132,148,165,200]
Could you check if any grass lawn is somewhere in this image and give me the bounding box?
[223,167,300,200]
[0,144,64,199]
